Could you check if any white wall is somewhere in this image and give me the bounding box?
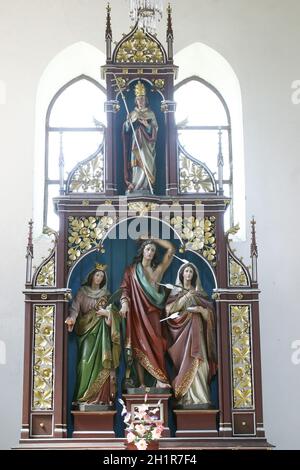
[0,0,299,449]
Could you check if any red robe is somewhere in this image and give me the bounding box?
[120,265,169,383]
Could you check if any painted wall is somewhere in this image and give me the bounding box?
[0,0,299,449]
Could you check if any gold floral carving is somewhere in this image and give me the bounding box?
[68,216,115,263]
[179,155,214,193]
[230,305,253,409]
[32,305,55,410]
[154,79,165,90]
[69,155,104,193]
[36,257,55,287]
[116,29,164,63]
[171,216,217,266]
[128,201,158,215]
[229,255,248,287]
[114,77,127,91]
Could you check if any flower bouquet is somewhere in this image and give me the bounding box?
[119,396,164,450]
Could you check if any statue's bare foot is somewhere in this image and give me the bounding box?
[127,183,135,192]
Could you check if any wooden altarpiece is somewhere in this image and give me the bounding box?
[19,5,270,450]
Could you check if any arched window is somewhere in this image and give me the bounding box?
[174,43,245,239]
[44,76,106,230]
[175,76,233,226]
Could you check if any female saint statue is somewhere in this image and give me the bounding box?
[65,265,120,405]
[166,263,217,406]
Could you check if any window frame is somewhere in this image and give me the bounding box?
[44,74,106,228]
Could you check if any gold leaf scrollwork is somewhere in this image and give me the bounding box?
[36,257,55,287]
[32,306,55,410]
[230,305,253,409]
[229,255,248,287]
[170,216,217,266]
[116,29,164,64]
[179,154,214,193]
[69,155,105,193]
[68,216,115,264]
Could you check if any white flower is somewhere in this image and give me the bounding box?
[136,439,147,450]
[149,407,159,415]
[135,424,146,436]
[134,407,148,419]
[127,432,135,443]
[139,404,148,413]
[151,428,162,440]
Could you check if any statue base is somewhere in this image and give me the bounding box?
[125,387,171,394]
[122,391,171,437]
[173,408,219,437]
[71,410,116,438]
[125,189,151,196]
[73,403,114,412]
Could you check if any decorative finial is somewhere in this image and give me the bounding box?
[25,219,34,285]
[106,3,112,39]
[27,219,33,250]
[166,3,173,61]
[167,3,173,39]
[251,217,258,258]
[134,80,146,97]
[250,217,258,284]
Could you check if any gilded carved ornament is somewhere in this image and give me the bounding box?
[68,216,115,264]
[116,29,164,64]
[230,305,253,409]
[32,306,55,410]
[170,216,217,266]
[179,154,214,193]
[69,155,105,193]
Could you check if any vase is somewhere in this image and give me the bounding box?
[126,440,159,450]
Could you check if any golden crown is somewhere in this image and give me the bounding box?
[95,263,107,271]
[134,80,146,97]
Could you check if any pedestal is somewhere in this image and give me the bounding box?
[126,440,160,450]
[123,389,171,437]
[174,408,219,437]
[71,410,116,438]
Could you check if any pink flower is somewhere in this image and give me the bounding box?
[139,404,148,413]
[135,424,146,436]
[134,410,147,420]
[156,423,164,433]
[136,439,147,450]
[127,431,136,443]
[151,427,162,440]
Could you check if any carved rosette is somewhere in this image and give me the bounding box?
[32,305,55,410]
[128,201,158,215]
[115,29,164,63]
[36,256,55,287]
[67,216,115,264]
[230,305,254,409]
[69,154,105,193]
[171,216,217,266]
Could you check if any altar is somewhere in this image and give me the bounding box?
[19,2,269,450]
